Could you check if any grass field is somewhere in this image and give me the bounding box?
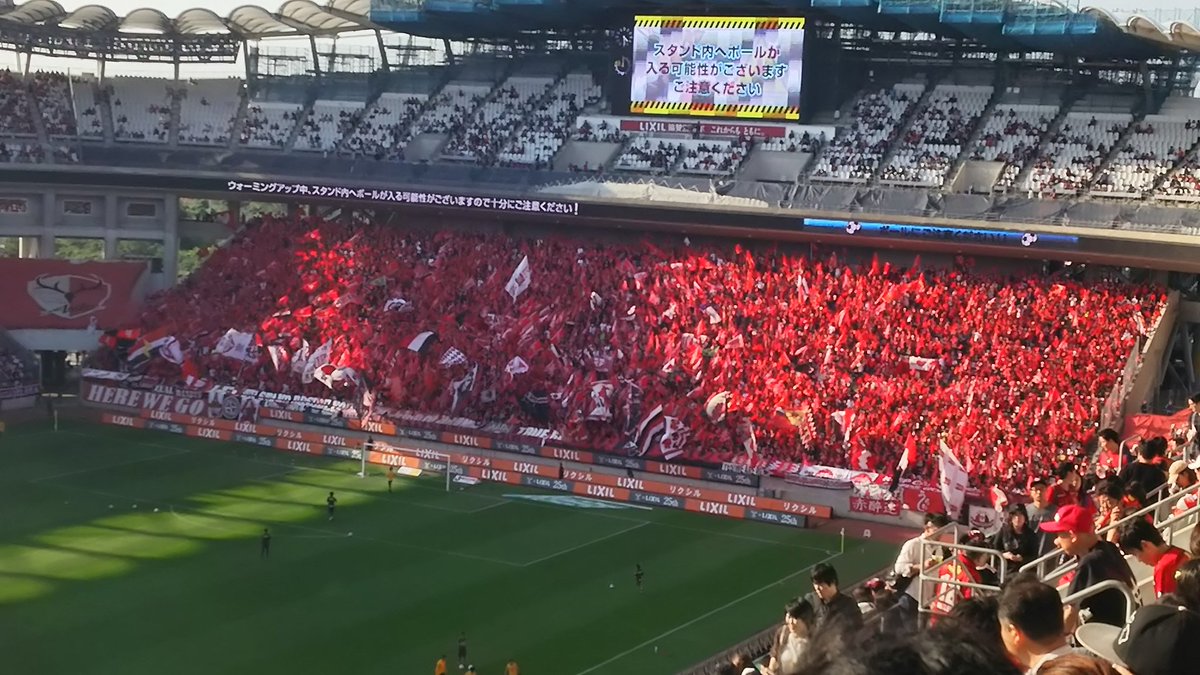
[0,420,897,675]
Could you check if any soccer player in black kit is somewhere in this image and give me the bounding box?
[326,491,337,520]
[635,563,644,592]
[457,632,468,670]
[260,528,271,558]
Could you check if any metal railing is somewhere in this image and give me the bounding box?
[916,525,1009,620]
[1020,478,1200,583]
[1061,579,1140,626]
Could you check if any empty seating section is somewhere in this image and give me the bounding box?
[971,105,1056,190]
[108,78,171,143]
[615,137,682,172]
[496,72,603,167]
[240,102,303,149]
[810,84,921,182]
[411,83,490,135]
[71,77,104,139]
[341,94,425,159]
[679,139,750,175]
[1025,113,1129,193]
[32,72,76,136]
[760,130,821,153]
[178,79,242,146]
[881,85,990,186]
[0,70,35,136]
[443,77,553,163]
[296,101,364,152]
[1094,117,1199,196]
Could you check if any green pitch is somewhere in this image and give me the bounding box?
[0,421,896,675]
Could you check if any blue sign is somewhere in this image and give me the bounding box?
[805,218,1078,248]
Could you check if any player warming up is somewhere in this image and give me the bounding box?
[457,632,468,670]
[326,491,337,521]
[635,563,645,593]
[260,528,271,559]
[387,466,396,493]
[505,658,520,675]
[434,654,447,675]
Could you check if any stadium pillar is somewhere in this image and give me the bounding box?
[163,195,179,282]
[309,36,323,76]
[375,31,390,70]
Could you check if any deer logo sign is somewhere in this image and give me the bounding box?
[27,273,111,319]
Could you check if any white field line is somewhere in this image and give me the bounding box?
[519,521,650,568]
[571,550,845,675]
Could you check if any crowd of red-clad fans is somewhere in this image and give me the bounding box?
[0,348,34,386]
[94,214,1166,492]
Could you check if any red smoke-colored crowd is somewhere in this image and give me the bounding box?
[104,215,1166,491]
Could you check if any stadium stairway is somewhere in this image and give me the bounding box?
[1009,83,1087,191]
[941,84,1003,192]
[225,92,250,151]
[281,98,314,153]
[1083,115,1141,195]
[868,77,937,186]
[1148,134,1200,196]
[25,83,50,145]
[167,87,182,148]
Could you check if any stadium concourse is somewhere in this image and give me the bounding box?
[91,213,1166,494]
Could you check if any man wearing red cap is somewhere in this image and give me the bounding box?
[1040,504,1137,628]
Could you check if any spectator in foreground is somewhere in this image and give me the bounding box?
[1166,460,1198,515]
[1075,601,1200,675]
[806,563,864,634]
[993,503,1040,575]
[929,530,992,618]
[1118,440,1167,496]
[998,579,1073,674]
[1040,505,1137,628]
[1115,517,1189,598]
[1036,655,1124,675]
[791,622,1021,675]
[765,597,814,675]
[1094,429,1123,479]
[894,512,952,592]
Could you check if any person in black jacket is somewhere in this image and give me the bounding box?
[992,503,1040,577]
[805,562,864,634]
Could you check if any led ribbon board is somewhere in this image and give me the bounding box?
[631,16,805,121]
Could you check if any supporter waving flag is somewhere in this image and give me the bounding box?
[505,255,531,301]
[939,439,970,519]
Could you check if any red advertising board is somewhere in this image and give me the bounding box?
[0,259,146,328]
[96,410,831,522]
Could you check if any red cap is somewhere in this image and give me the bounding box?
[1039,504,1095,534]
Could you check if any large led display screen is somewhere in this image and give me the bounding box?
[631,16,805,120]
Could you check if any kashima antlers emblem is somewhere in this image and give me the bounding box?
[27,273,111,319]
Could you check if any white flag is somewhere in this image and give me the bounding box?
[302,340,332,384]
[505,255,531,301]
[938,439,970,520]
[505,356,529,376]
[214,329,257,363]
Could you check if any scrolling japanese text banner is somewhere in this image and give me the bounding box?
[0,259,146,329]
[631,16,804,120]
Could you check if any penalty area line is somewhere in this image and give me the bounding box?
[570,550,845,675]
[519,521,650,568]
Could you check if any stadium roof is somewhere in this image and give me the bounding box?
[0,0,1195,61]
[0,0,384,39]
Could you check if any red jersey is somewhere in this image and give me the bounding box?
[1046,482,1079,508]
[1154,546,1190,597]
[929,553,982,618]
